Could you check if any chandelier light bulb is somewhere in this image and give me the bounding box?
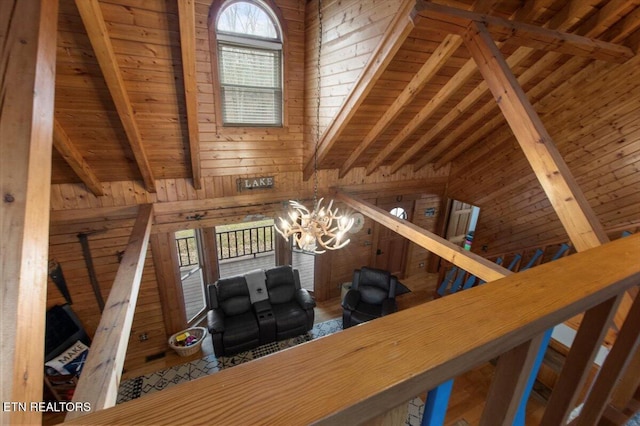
[275,198,354,254]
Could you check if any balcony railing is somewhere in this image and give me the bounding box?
[64,234,640,425]
[216,225,274,260]
[175,236,199,268]
[175,225,275,269]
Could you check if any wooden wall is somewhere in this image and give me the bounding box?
[447,54,640,257]
[46,0,450,372]
[47,216,166,375]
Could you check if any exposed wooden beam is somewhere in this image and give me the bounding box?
[365,44,482,175]
[302,0,417,180]
[464,21,610,252]
[391,46,532,173]
[375,2,551,175]
[67,204,154,419]
[0,1,58,424]
[416,1,634,62]
[334,190,510,282]
[75,0,156,192]
[422,0,636,170]
[338,33,463,178]
[177,0,202,190]
[480,333,545,425]
[53,119,104,196]
[463,25,637,418]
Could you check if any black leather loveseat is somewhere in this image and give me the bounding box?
[206,265,315,357]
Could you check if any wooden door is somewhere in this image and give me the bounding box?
[372,198,414,278]
[445,200,473,246]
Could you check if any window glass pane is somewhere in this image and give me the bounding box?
[219,45,281,88]
[218,2,278,40]
[219,43,281,125]
[390,207,407,220]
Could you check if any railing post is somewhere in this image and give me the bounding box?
[577,291,640,425]
[422,380,454,426]
[480,333,544,425]
[542,295,622,425]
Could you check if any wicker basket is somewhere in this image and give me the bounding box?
[168,327,206,357]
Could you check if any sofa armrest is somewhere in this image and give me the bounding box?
[207,309,225,334]
[341,289,360,311]
[380,298,398,316]
[295,289,316,309]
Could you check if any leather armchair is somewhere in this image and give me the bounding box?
[207,275,260,357]
[265,265,316,340]
[342,267,398,328]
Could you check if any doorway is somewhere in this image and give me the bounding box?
[445,200,480,249]
[372,197,414,278]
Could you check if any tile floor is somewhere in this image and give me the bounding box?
[117,318,426,425]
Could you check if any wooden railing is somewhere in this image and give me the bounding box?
[64,234,640,425]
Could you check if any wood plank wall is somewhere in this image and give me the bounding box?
[47,217,166,374]
[47,0,450,371]
[448,53,640,257]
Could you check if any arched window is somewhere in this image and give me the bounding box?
[214,1,283,126]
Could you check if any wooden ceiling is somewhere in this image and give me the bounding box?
[306,0,640,178]
[51,0,640,195]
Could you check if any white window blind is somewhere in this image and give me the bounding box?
[218,43,282,126]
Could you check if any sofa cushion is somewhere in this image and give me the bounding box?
[217,276,251,316]
[222,311,259,348]
[266,266,296,304]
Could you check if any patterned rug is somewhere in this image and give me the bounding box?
[117,318,343,403]
[116,318,427,425]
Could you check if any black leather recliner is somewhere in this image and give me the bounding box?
[207,275,260,357]
[265,265,316,340]
[342,267,398,328]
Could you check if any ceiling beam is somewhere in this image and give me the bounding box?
[67,204,153,419]
[416,1,634,62]
[413,0,635,170]
[302,0,416,180]
[75,0,156,193]
[1,1,58,424]
[53,119,104,196]
[464,21,609,252]
[334,190,510,282]
[177,0,202,190]
[338,34,463,178]
[369,2,553,175]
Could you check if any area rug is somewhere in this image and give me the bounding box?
[117,318,343,404]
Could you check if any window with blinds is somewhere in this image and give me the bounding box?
[215,1,283,127]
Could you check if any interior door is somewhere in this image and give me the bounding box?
[373,198,414,278]
[445,200,473,246]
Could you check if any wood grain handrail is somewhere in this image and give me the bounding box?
[64,234,640,425]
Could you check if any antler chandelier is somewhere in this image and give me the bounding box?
[275,0,354,254]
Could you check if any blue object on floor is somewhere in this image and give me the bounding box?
[422,380,454,426]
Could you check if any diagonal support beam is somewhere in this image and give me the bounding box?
[463,21,609,252]
[53,119,104,196]
[177,0,201,190]
[302,0,417,180]
[416,1,634,62]
[67,204,154,419]
[333,190,510,282]
[338,33,463,178]
[75,0,156,192]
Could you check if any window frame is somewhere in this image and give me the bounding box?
[208,0,288,130]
